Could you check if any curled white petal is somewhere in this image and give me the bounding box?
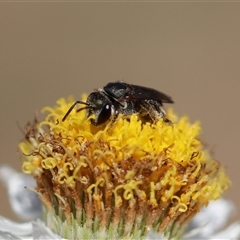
[0,216,32,236]
[0,216,64,240]
[32,220,62,240]
[0,231,23,240]
[186,198,235,238]
[210,221,240,239]
[0,165,42,220]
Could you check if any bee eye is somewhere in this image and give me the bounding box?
[97,103,112,125]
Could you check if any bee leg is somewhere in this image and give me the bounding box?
[105,107,120,131]
[139,100,171,124]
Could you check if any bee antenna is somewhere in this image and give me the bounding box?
[62,101,89,122]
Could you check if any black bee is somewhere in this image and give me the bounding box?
[62,81,173,126]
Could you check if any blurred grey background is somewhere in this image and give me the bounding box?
[0,3,239,224]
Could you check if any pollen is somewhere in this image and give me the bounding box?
[20,96,230,239]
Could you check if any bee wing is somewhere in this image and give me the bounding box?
[129,84,174,104]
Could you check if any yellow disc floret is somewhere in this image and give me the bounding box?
[19,96,230,240]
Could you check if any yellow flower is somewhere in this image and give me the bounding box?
[19,96,230,239]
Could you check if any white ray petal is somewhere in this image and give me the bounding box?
[32,220,62,240]
[186,198,235,238]
[210,221,240,240]
[0,216,32,236]
[0,230,23,240]
[0,165,42,220]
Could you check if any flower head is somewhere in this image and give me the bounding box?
[19,96,230,239]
